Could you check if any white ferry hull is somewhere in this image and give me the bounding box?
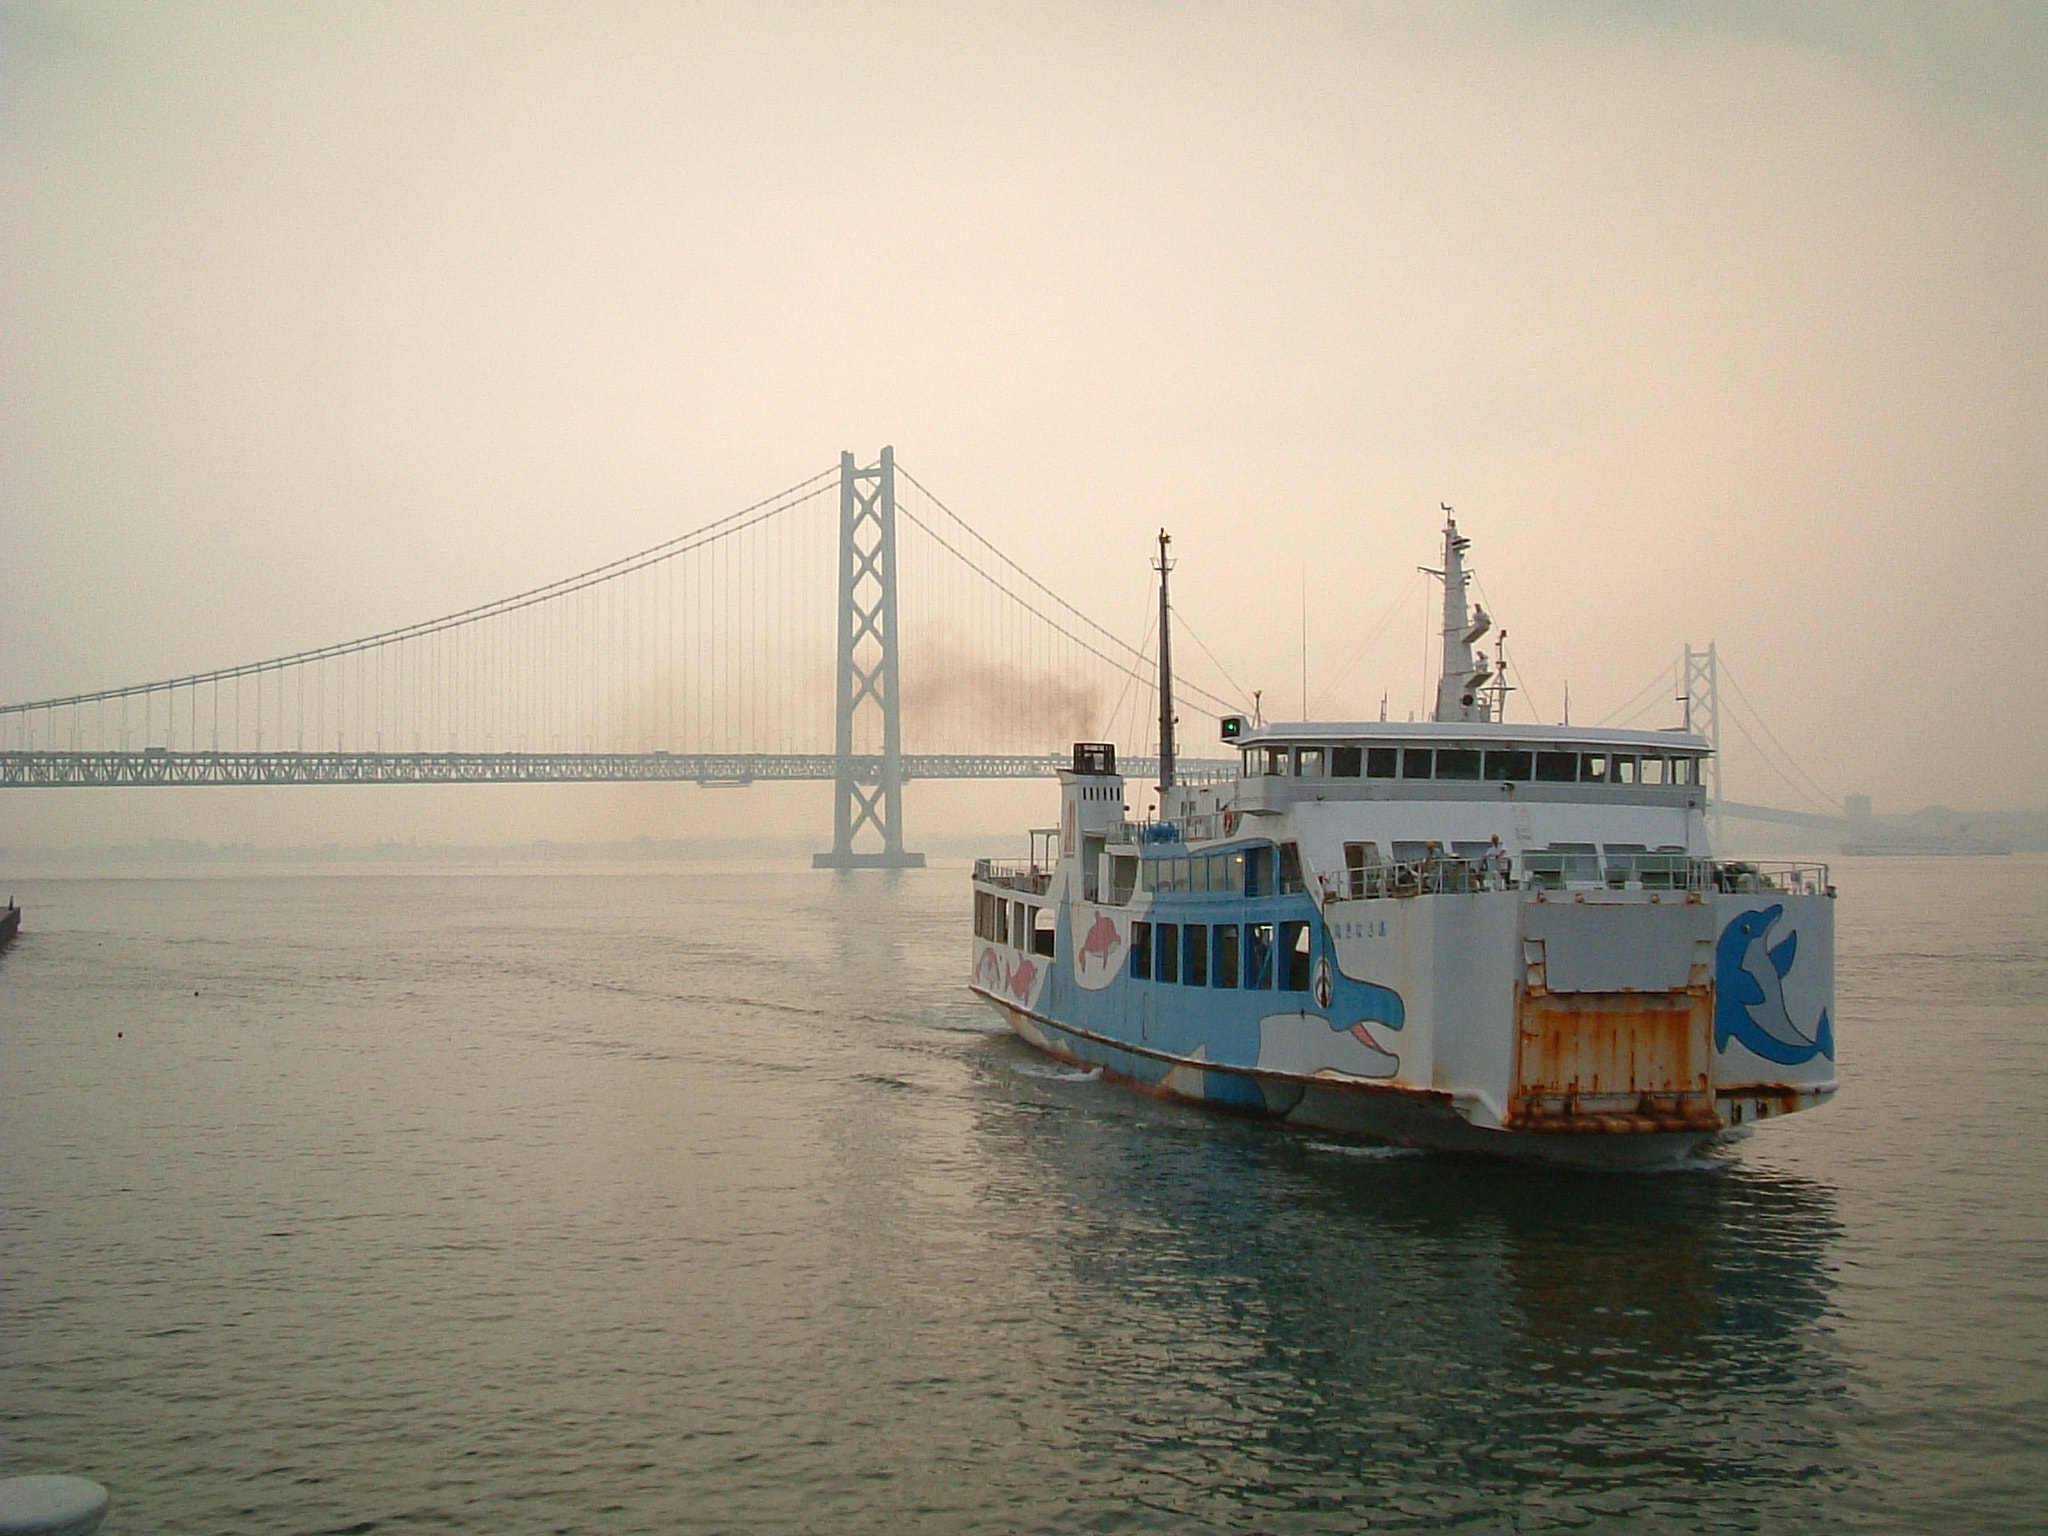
[974,989,1725,1171]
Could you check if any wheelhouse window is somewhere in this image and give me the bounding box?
[1332,746,1362,778]
[1535,751,1578,782]
[1297,747,1325,778]
[1366,747,1399,779]
[1485,749,1533,782]
[1640,756,1668,786]
[1110,855,1137,905]
[1402,748,1434,779]
[1612,755,1638,785]
[1435,747,1481,780]
[1263,746,1291,776]
[1581,753,1607,782]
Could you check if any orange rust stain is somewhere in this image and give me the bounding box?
[1509,988,1720,1134]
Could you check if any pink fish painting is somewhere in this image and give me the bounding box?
[1078,913,1123,972]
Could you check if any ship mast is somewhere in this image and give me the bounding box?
[1155,529,1176,801]
[1423,508,1494,723]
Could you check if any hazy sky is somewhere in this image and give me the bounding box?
[4,2,2044,846]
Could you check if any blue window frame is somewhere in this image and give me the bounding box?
[1213,924,1239,988]
[1247,922,1275,989]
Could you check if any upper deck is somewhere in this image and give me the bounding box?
[1227,719,1709,792]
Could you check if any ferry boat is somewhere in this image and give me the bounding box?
[970,518,1838,1169]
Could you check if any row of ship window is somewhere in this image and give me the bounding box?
[1130,919,1315,991]
[983,841,1700,945]
[974,891,1058,954]
[1247,745,1701,786]
[1103,841,1308,904]
[972,888,1319,993]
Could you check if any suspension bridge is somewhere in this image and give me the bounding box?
[1,448,1846,863]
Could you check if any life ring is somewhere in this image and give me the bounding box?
[1222,810,1238,836]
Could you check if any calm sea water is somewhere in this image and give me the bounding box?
[2,854,2043,1534]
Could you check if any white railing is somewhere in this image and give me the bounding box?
[1334,856,1833,900]
[973,858,1052,894]
[1334,857,1511,899]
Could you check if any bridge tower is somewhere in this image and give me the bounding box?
[815,448,925,869]
[1684,641,1722,840]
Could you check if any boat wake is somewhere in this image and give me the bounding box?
[1306,1141,1428,1160]
[1012,1063,1104,1083]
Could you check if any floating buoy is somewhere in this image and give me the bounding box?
[0,1475,109,1536]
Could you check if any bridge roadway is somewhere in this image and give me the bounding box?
[0,749,1235,790]
[0,752,1837,833]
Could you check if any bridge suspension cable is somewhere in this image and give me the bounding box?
[2,467,839,718]
[892,468,1243,719]
[1716,658,1840,815]
[1597,657,1683,729]
[4,452,1241,772]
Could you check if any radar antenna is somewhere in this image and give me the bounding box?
[1154,529,1176,800]
[1423,510,1497,723]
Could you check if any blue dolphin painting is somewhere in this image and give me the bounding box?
[1328,976,1406,1068]
[1715,904,1834,1066]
